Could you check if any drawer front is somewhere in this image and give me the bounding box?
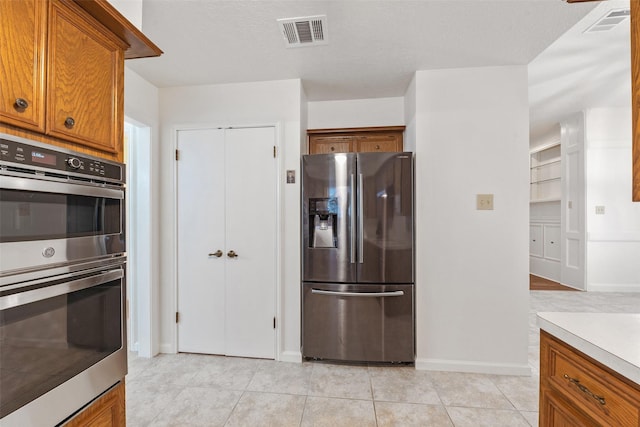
[542,332,640,427]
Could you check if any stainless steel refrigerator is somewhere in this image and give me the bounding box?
[301,152,414,362]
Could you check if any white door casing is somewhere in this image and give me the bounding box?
[560,113,586,290]
[176,127,277,358]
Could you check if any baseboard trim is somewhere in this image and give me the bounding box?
[279,350,302,363]
[159,343,176,354]
[588,283,640,292]
[415,358,532,376]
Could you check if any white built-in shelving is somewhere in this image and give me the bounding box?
[530,142,561,203]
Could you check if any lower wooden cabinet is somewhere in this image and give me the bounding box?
[63,381,125,427]
[539,331,640,426]
[308,126,405,154]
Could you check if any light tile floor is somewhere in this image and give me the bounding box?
[127,290,640,426]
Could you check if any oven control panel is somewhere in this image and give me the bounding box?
[0,137,122,181]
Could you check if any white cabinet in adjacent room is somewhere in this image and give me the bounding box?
[530,224,543,258]
[530,219,561,282]
[543,224,561,261]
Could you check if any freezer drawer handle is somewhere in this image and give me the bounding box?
[311,289,405,298]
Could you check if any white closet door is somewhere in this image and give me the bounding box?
[176,126,277,359]
[177,129,226,354]
[224,127,277,358]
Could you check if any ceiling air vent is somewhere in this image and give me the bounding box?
[584,9,630,33]
[277,15,327,48]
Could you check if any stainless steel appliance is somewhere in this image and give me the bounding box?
[0,134,127,426]
[302,152,414,362]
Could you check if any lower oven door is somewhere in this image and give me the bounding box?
[0,265,127,426]
[302,282,414,363]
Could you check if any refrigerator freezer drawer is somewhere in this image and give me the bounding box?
[302,283,414,363]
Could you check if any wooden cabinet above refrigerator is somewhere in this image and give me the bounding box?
[307,126,405,154]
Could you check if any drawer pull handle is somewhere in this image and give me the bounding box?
[563,374,606,406]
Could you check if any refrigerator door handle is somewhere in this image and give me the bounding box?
[350,174,356,264]
[358,173,364,263]
[311,289,405,298]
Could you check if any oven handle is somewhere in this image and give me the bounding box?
[0,268,123,310]
[0,175,123,199]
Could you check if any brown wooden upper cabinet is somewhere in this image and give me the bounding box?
[308,126,405,154]
[0,0,162,159]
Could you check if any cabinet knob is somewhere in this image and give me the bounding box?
[330,146,335,151]
[14,98,28,110]
[376,145,381,150]
[227,250,238,258]
[64,117,76,129]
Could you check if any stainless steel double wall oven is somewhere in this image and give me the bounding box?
[0,134,127,426]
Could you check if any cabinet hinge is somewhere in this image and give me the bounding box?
[273,146,277,158]
[176,312,179,323]
[175,149,179,161]
[273,317,276,329]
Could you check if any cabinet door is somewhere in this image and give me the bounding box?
[309,135,353,154]
[544,224,561,261]
[46,0,125,154]
[540,384,594,427]
[530,224,543,257]
[355,132,402,152]
[0,0,46,132]
[63,381,125,427]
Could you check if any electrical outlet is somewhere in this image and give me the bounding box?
[595,205,605,215]
[477,194,494,210]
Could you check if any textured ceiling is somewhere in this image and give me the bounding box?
[529,0,631,139]
[126,0,598,101]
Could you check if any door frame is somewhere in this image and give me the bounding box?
[171,122,283,359]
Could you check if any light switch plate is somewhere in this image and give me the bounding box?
[595,205,605,215]
[477,194,494,210]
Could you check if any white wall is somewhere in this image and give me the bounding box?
[585,107,640,291]
[307,97,404,130]
[108,0,143,29]
[411,66,530,375]
[403,76,417,153]
[158,79,303,360]
[124,66,161,357]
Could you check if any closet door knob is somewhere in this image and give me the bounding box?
[209,250,223,258]
[64,117,75,129]
[227,250,238,258]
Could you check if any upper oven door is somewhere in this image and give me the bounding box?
[0,174,125,275]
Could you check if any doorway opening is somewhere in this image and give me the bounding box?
[124,119,154,357]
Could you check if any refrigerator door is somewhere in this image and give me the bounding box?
[302,153,357,283]
[302,282,414,362]
[356,152,414,283]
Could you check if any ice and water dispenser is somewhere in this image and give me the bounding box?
[308,198,338,248]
